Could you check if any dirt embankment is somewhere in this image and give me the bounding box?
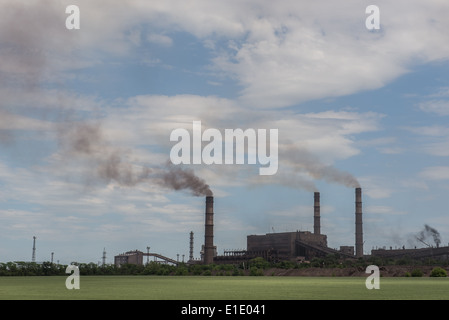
[264,265,446,277]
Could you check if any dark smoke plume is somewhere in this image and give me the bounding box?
[0,1,212,197]
[0,1,65,145]
[58,121,151,187]
[417,224,441,247]
[281,144,360,189]
[58,121,212,196]
[158,163,213,197]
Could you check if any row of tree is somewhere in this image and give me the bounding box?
[1,255,447,276]
[0,261,237,276]
[0,260,255,276]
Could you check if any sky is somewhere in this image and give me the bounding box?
[1,0,449,264]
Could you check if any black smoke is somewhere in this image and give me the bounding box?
[58,121,212,196]
[280,144,360,190]
[417,224,441,247]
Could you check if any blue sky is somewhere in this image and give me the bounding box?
[1,0,449,264]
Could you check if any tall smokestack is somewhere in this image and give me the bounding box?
[314,192,320,235]
[204,196,214,264]
[355,187,363,258]
[189,231,194,261]
[32,236,36,263]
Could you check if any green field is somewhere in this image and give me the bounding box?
[0,276,448,300]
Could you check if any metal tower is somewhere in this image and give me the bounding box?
[32,236,36,263]
[102,248,106,266]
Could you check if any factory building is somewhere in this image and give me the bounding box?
[371,246,449,260]
[115,186,449,266]
[215,190,358,263]
[247,231,328,261]
[115,189,363,266]
[114,250,143,267]
[114,187,366,266]
[246,191,328,260]
[114,249,181,266]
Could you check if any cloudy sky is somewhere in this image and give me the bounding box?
[1,0,449,264]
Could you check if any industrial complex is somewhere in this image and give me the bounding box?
[114,187,449,267]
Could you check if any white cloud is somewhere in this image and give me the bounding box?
[399,179,429,191]
[365,205,407,216]
[108,94,382,192]
[358,176,395,199]
[419,166,449,181]
[404,125,449,157]
[405,125,449,137]
[425,140,449,157]
[206,1,449,108]
[147,33,173,47]
[378,147,404,154]
[428,87,449,98]
[419,100,449,116]
[3,1,447,109]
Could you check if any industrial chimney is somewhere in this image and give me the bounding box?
[355,187,363,258]
[314,192,320,235]
[204,196,214,264]
[32,236,36,263]
[189,231,194,261]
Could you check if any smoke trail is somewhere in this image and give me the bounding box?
[158,163,213,197]
[281,144,360,189]
[417,224,441,247]
[0,1,62,145]
[254,171,318,192]
[0,110,17,145]
[58,121,212,196]
[0,1,212,197]
[58,121,151,187]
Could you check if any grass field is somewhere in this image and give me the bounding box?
[0,276,448,300]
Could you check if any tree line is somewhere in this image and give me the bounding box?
[0,261,114,276]
[0,259,289,276]
[0,260,255,276]
[1,254,447,276]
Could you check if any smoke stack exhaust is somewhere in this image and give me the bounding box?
[189,231,194,261]
[314,192,320,235]
[355,187,363,258]
[32,236,36,263]
[204,196,214,264]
